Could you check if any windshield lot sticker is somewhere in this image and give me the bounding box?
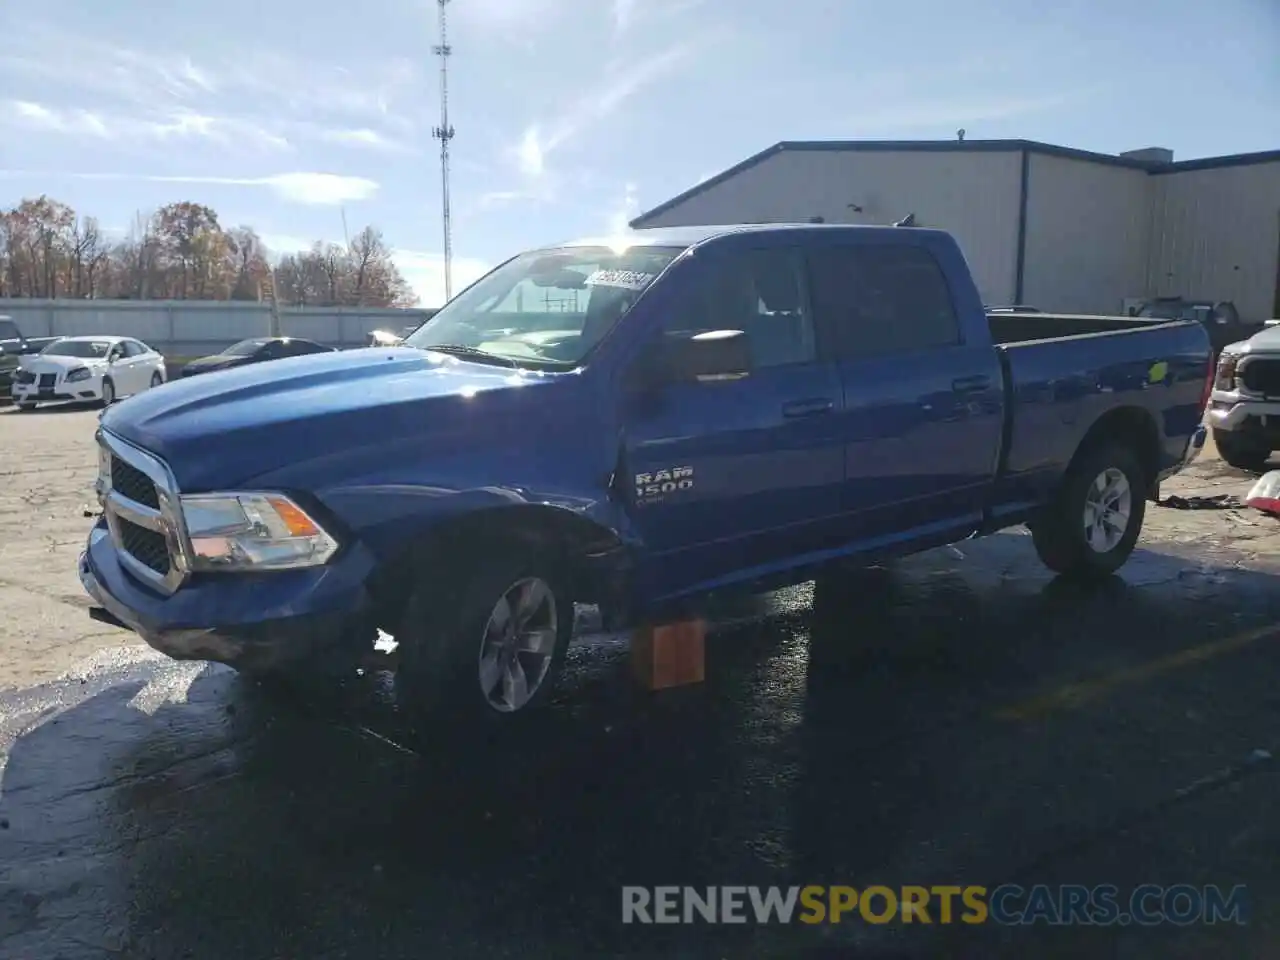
[635,466,694,504]
[586,270,655,291]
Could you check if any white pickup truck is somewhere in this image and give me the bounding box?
[1208,327,1280,468]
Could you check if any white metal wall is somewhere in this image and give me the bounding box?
[1021,154,1152,315]
[637,149,1024,307]
[1148,161,1280,323]
[0,299,435,355]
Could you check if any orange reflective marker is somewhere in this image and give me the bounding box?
[265,496,321,537]
[631,619,706,690]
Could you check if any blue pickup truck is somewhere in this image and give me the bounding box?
[80,223,1211,724]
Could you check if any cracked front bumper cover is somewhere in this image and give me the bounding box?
[79,522,379,673]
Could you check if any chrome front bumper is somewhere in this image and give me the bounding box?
[1206,399,1280,432]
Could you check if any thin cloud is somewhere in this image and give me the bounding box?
[502,39,700,198]
[612,0,636,34]
[606,182,640,234]
[318,127,413,153]
[0,170,379,205]
[2,99,290,150]
[0,23,419,156]
[845,89,1102,132]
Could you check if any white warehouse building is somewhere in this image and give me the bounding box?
[629,139,1280,324]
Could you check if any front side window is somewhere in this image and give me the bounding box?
[664,247,817,369]
[405,244,687,368]
[41,340,111,359]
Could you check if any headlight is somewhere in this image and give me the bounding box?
[1215,353,1239,391]
[67,366,92,382]
[95,444,111,503]
[179,493,339,571]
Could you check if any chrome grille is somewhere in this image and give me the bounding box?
[1239,358,1280,397]
[110,457,160,509]
[96,430,190,595]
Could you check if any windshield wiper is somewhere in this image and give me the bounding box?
[416,344,519,369]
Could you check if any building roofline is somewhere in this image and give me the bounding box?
[629,139,1280,227]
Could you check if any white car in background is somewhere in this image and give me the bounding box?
[11,336,167,411]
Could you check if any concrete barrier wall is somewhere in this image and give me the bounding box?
[0,300,436,356]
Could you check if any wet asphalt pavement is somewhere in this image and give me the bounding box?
[4,529,1280,958]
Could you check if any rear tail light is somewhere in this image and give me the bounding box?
[1212,353,1238,393]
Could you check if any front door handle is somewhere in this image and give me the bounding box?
[951,375,992,395]
[782,398,835,418]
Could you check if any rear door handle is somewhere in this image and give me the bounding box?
[782,398,835,418]
[951,375,992,394]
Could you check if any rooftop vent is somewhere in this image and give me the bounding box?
[1120,147,1174,164]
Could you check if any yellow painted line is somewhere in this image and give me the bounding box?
[994,621,1280,722]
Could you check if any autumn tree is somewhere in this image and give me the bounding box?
[0,195,419,307]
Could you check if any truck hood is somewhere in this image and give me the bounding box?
[1228,325,1280,354]
[101,346,569,490]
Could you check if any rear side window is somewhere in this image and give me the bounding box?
[806,244,960,359]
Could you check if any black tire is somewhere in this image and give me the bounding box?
[16,402,36,412]
[1212,428,1270,471]
[395,545,573,727]
[150,371,164,388]
[101,378,115,407]
[1030,443,1147,580]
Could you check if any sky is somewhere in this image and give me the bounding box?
[0,0,1277,307]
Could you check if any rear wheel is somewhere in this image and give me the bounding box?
[1212,428,1270,471]
[395,546,573,726]
[1031,443,1147,580]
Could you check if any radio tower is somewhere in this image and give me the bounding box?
[431,0,456,302]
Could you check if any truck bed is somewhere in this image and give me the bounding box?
[984,311,1211,518]
[986,310,1174,345]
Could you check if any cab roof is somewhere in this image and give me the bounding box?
[552,221,948,251]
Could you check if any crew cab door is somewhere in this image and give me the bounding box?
[804,238,1005,546]
[619,243,845,600]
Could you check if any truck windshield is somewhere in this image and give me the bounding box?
[405,244,686,367]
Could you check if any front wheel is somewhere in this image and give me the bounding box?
[395,549,573,725]
[150,371,164,389]
[100,378,115,407]
[1030,443,1147,580]
[1212,428,1269,471]
[15,401,36,412]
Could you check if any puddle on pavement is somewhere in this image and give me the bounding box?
[3,531,1280,959]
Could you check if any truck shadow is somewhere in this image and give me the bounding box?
[1,534,1278,959]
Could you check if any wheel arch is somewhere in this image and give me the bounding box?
[365,504,628,634]
[1069,405,1161,496]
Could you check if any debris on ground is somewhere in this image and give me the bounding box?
[1156,494,1245,510]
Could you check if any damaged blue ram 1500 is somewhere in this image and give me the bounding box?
[80,223,1212,724]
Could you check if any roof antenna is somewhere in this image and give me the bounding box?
[893,212,917,227]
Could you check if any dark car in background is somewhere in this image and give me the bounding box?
[1135,297,1260,355]
[180,337,336,378]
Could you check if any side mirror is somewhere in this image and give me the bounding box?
[653,329,752,384]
